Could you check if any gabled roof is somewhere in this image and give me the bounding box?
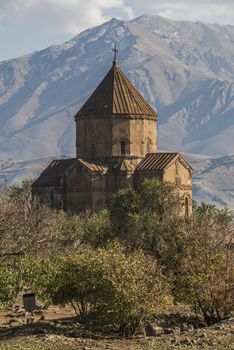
[75,63,157,118]
[135,152,193,171]
[78,159,108,173]
[32,159,76,187]
[119,159,135,172]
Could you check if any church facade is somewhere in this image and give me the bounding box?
[32,58,193,216]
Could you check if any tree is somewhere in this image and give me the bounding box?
[110,187,140,240]
[173,206,234,324]
[0,257,21,309]
[22,243,172,336]
[82,209,112,247]
[109,179,179,251]
[139,179,178,220]
[0,180,57,255]
[88,243,173,336]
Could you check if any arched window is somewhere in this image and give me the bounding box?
[121,141,126,155]
[185,197,189,217]
[146,140,150,153]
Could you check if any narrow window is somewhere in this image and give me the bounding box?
[146,140,150,153]
[185,197,189,217]
[121,141,126,155]
[90,144,95,159]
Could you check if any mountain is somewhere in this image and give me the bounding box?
[1,153,234,211]
[185,153,234,210]
[0,15,233,161]
[0,15,234,208]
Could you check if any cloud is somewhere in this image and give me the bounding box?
[0,0,233,39]
[126,0,234,25]
[0,0,134,34]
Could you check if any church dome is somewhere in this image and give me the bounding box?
[75,62,157,118]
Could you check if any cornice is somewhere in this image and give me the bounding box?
[75,114,158,121]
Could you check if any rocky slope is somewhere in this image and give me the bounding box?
[0,15,233,161]
[0,15,233,208]
[1,153,234,210]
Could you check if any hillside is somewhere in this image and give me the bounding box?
[1,153,234,210]
[0,15,233,161]
[0,15,234,208]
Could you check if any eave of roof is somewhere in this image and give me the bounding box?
[136,152,193,171]
[77,159,108,173]
[32,158,76,187]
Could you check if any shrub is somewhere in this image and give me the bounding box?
[91,242,173,336]
[174,208,234,324]
[0,257,21,309]
[22,243,172,336]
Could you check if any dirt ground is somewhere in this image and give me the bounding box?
[0,301,233,350]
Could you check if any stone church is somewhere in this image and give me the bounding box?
[32,55,193,216]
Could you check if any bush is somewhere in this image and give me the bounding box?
[0,257,21,309]
[173,207,234,324]
[22,243,172,336]
[109,179,179,250]
[91,242,173,336]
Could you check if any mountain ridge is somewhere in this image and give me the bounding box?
[0,15,234,207]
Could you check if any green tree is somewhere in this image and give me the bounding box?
[83,209,112,247]
[109,179,179,252]
[0,257,21,309]
[173,207,234,324]
[22,244,172,336]
[89,243,173,336]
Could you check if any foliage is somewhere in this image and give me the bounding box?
[21,248,98,315]
[21,243,172,336]
[172,207,234,324]
[20,255,59,305]
[0,179,233,329]
[109,179,178,247]
[82,209,112,247]
[91,242,173,336]
[48,211,85,253]
[0,257,21,309]
[0,180,57,255]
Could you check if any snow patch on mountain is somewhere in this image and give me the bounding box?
[0,15,234,207]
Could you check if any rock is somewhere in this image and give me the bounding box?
[145,323,164,336]
[40,314,45,320]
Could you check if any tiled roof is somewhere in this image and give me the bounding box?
[75,63,157,118]
[32,159,76,187]
[136,153,180,171]
[78,159,108,173]
[119,160,135,172]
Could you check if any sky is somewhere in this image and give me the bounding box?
[0,0,234,61]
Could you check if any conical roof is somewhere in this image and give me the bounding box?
[75,62,157,118]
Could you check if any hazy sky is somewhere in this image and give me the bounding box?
[1,0,233,61]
